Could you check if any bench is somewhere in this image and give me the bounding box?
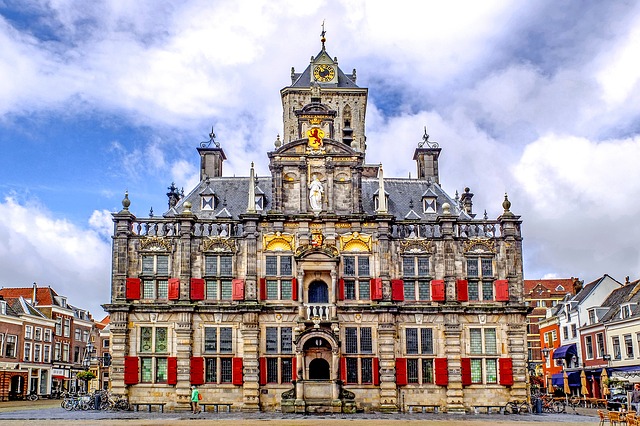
[407,404,439,413]
[473,405,503,414]
[132,402,166,413]
[200,403,232,413]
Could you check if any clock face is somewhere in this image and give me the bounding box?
[313,64,335,82]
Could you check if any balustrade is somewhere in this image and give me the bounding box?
[304,303,332,321]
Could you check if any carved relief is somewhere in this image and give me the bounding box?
[202,236,236,253]
[463,238,496,254]
[399,239,432,254]
[339,232,372,252]
[140,236,172,252]
[263,231,295,252]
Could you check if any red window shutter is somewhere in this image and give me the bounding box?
[167,357,178,385]
[391,279,404,301]
[190,278,205,301]
[124,356,139,385]
[338,278,345,301]
[373,357,380,386]
[495,280,509,301]
[434,357,448,386]
[431,280,445,301]
[259,357,267,385]
[259,278,267,301]
[370,278,383,301]
[291,278,298,301]
[395,358,407,386]
[190,356,204,385]
[456,279,468,302]
[126,278,141,300]
[340,357,347,382]
[499,358,514,386]
[292,357,297,381]
[232,357,243,385]
[168,278,180,300]
[460,357,471,386]
[232,279,245,301]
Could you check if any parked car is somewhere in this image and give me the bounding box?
[607,393,628,411]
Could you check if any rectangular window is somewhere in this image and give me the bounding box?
[141,357,153,383]
[34,343,41,362]
[265,256,278,276]
[406,329,419,354]
[468,282,479,301]
[54,342,61,361]
[343,256,355,276]
[206,280,218,300]
[421,328,433,354]
[34,327,42,341]
[24,342,31,361]
[219,327,233,353]
[5,335,17,358]
[281,328,292,353]
[613,337,621,360]
[156,357,168,383]
[422,359,434,383]
[404,281,416,301]
[485,358,497,383]
[43,344,50,363]
[625,334,634,358]
[467,258,479,277]
[571,324,577,338]
[266,327,278,353]
[418,281,430,300]
[63,343,69,362]
[360,328,372,353]
[280,256,292,276]
[346,358,358,384]
[482,281,493,300]
[345,328,358,354]
[266,280,279,299]
[221,280,232,300]
[140,327,168,353]
[358,280,370,300]
[585,335,594,359]
[205,358,217,383]
[344,280,356,300]
[55,318,62,335]
[25,326,33,340]
[361,358,373,384]
[358,257,370,276]
[563,327,569,340]
[220,358,233,383]
[417,258,429,276]
[403,257,415,276]
[471,359,482,383]
[267,358,278,383]
[282,358,292,383]
[481,258,493,277]
[589,310,597,324]
[204,328,217,353]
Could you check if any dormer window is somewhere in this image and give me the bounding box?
[555,285,565,291]
[200,185,216,211]
[373,191,389,211]
[621,303,635,319]
[0,300,6,315]
[588,309,597,324]
[422,188,438,214]
[255,195,264,211]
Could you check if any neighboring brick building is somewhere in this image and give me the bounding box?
[105,35,528,413]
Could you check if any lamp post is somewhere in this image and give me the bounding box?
[541,347,551,394]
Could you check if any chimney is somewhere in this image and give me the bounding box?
[413,127,441,184]
[32,282,37,306]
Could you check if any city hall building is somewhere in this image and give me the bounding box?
[105,36,527,413]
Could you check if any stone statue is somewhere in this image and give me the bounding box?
[309,175,323,210]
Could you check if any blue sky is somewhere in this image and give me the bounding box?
[1,0,640,318]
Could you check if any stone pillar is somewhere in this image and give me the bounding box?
[241,312,260,412]
[106,309,129,397]
[111,204,135,302]
[507,319,528,402]
[175,311,193,406]
[178,212,195,300]
[443,313,465,413]
[377,313,398,412]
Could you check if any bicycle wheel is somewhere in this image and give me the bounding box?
[542,403,553,413]
[518,402,530,414]
[504,402,518,414]
[553,401,566,413]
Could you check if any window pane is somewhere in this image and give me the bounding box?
[221,280,233,300]
[345,328,358,354]
[346,358,358,384]
[142,257,154,274]
[470,329,482,354]
[205,358,217,382]
[157,280,168,299]
[219,327,232,353]
[467,258,479,277]
[403,257,415,276]
[204,328,217,353]
[343,257,355,276]
[220,358,232,383]
[482,282,493,300]
[267,280,279,299]
[267,358,278,383]
[156,358,167,383]
[281,328,292,353]
[141,358,152,382]
[404,281,415,301]
[361,358,373,384]
[282,358,292,383]
[345,280,356,300]
[481,258,493,277]
[358,280,370,300]
[266,328,278,353]
[360,328,372,353]
[358,257,370,276]
[266,256,278,276]
[407,359,419,383]
[484,329,497,354]
[471,359,482,383]
[140,327,152,352]
[205,256,218,275]
[468,282,479,301]
[155,328,167,352]
[280,256,292,276]
[406,328,418,354]
[206,280,218,299]
[422,359,433,383]
[219,256,233,276]
[417,258,429,276]
[156,255,169,275]
[143,281,155,299]
[421,328,433,354]
[418,281,430,300]
[280,280,292,300]
[486,359,497,383]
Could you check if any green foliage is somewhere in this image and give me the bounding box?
[76,371,97,381]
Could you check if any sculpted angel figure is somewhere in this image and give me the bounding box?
[309,175,323,211]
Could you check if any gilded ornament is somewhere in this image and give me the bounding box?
[339,232,372,252]
[202,236,236,253]
[140,236,172,252]
[263,231,295,252]
[463,238,496,254]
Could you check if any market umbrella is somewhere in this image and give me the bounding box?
[581,370,589,396]
[547,376,554,394]
[563,370,571,403]
[602,368,610,397]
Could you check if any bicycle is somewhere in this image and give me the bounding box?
[504,400,530,414]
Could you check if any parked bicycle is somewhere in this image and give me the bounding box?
[504,400,530,414]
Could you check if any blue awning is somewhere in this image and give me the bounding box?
[553,343,578,359]
[551,371,581,387]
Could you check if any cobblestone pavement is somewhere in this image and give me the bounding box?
[0,399,600,426]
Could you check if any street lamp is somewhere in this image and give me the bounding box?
[541,347,551,360]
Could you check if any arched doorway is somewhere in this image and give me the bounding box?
[309,359,330,380]
[308,280,328,303]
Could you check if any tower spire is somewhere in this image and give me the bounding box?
[320,20,326,50]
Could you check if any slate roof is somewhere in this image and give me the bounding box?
[600,279,640,322]
[167,175,469,220]
[4,296,47,318]
[289,48,359,89]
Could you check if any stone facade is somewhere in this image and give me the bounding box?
[105,37,527,413]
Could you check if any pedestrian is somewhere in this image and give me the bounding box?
[190,385,201,414]
[631,383,640,412]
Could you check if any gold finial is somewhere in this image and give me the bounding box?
[320,20,326,49]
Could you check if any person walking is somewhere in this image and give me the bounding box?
[190,385,201,414]
[632,383,640,413]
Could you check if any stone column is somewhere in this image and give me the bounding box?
[106,309,129,397]
[178,211,195,300]
[241,312,260,412]
[175,311,193,406]
[377,313,398,412]
[443,313,465,413]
